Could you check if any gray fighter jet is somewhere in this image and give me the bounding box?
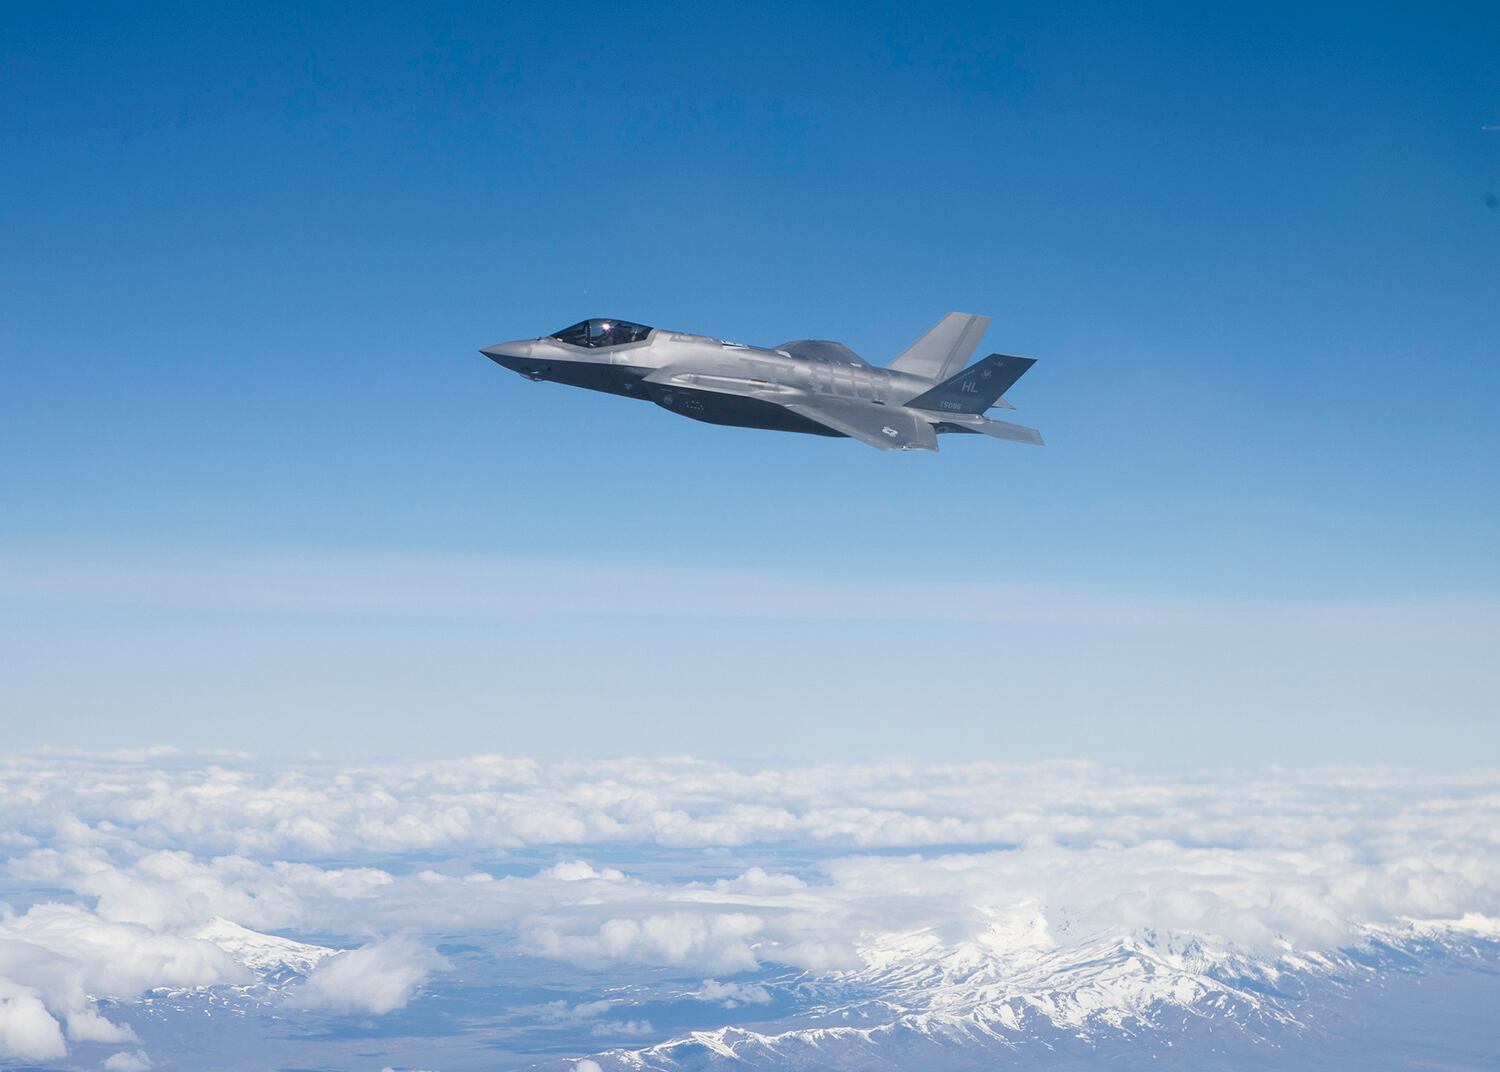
[480,313,1042,452]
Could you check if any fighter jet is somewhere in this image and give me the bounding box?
[480,313,1043,452]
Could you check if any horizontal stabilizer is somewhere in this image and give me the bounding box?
[905,353,1036,415]
[975,417,1044,445]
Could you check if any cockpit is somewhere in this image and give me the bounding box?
[549,318,654,349]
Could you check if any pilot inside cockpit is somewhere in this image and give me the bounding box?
[550,319,653,348]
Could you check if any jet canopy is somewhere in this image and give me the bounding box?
[550,318,653,348]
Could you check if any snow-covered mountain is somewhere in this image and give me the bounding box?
[191,916,340,977]
[539,914,1500,1072]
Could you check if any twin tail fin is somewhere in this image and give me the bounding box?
[904,352,1036,415]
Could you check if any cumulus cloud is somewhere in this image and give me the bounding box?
[296,936,448,1015]
[64,1009,136,1044]
[0,978,66,1061]
[541,860,626,882]
[5,751,1498,865]
[0,902,244,1060]
[525,998,618,1024]
[2,751,1499,1059]
[695,979,772,1006]
[9,846,392,939]
[103,1050,153,1071]
[523,912,764,975]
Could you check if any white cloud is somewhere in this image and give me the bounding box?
[0,979,66,1061]
[65,1009,137,1043]
[103,1050,153,1071]
[523,912,764,975]
[528,998,617,1024]
[695,979,772,1005]
[573,1061,604,1072]
[0,902,242,1060]
[591,1018,653,1036]
[1,750,1499,1057]
[296,936,448,1015]
[541,860,626,882]
[6,751,1498,867]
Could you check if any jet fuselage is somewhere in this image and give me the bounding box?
[483,328,934,436]
[480,316,1044,452]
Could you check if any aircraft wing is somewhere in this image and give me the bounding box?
[642,367,790,399]
[642,368,936,451]
[783,398,938,451]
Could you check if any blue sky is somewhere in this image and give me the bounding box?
[2,2,1498,762]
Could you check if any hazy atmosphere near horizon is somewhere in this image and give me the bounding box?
[3,3,1499,1070]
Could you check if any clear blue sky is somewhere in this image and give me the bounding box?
[2,2,1498,764]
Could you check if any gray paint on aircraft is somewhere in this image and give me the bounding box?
[479,314,1043,453]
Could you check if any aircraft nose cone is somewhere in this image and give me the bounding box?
[480,340,534,367]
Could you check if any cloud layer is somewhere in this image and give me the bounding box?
[7,750,1498,860]
[1,751,1498,1062]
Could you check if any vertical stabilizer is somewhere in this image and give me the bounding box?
[904,352,1036,414]
[888,312,991,382]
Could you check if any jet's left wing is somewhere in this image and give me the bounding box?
[641,368,936,451]
[783,398,938,451]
